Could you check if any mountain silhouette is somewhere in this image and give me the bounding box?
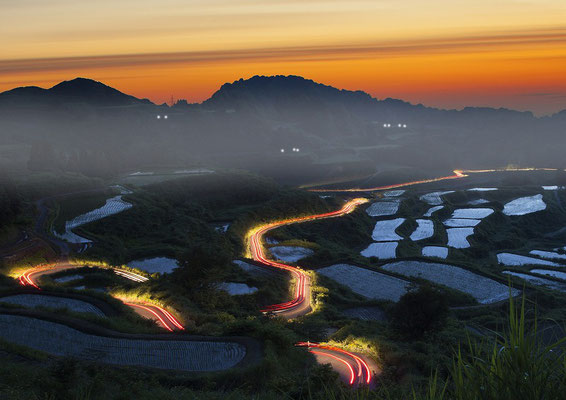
[0,75,565,178]
[0,78,151,108]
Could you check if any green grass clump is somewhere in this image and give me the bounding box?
[449,293,566,400]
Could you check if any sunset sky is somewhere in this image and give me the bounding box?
[1,0,566,115]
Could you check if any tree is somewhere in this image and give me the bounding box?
[173,243,232,291]
[390,284,449,338]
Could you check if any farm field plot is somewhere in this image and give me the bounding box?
[366,199,400,217]
[269,246,314,262]
[446,228,474,248]
[54,230,92,244]
[410,219,434,241]
[342,306,386,321]
[111,185,133,195]
[0,315,246,371]
[529,250,566,261]
[422,246,448,259]
[360,242,398,259]
[218,282,258,295]
[233,260,273,277]
[371,218,405,241]
[382,261,517,303]
[468,199,490,205]
[530,269,566,281]
[119,169,215,186]
[383,190,405,197]
[424,206,443,217]
[443,218,481,227]
[420,191,454,205]
[451,208,494,219]
[502,271,566,292]
[497,253,561,267]
[56,195,133,243]
[53,274,83,283]
[0,294,104,316]
[66,196,132,229]
[127,257,178,274]
[317,264,410,302]
[503,194,546,216]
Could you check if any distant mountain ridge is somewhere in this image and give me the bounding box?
[1,75,559,117]
[0,75,565,178]
[0,77,151,107]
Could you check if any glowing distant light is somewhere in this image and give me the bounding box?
[164,115,168,119]
[296,148,300,152]
[280,149,285,153]
[398,123,402,127]
[383,123,387,128]
[157,115,161,119]
[403,124,407,128]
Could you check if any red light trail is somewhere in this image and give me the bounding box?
[247,199,374,385]
[307,168,559,192]
[17,166,553,381]
[296,342,372,386]
[310,350,356,385]
[123,301,184,332]
[247,198,368,314]
[17,263,184,332]
[247,167,561,383]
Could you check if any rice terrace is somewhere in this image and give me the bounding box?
[2,2,566,396]
[3,161,566,398]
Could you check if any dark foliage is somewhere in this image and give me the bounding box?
[390,284,449,338]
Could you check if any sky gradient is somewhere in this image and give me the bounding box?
[1,0,566,115]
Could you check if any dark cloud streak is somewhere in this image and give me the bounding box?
[2,28,566,75]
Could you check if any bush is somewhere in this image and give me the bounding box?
[390,284,449,338]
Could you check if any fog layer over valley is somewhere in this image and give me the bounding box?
[2,75,566,184]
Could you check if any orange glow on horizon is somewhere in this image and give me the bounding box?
[1,1,566,114]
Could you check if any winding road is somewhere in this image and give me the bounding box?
[246,166,561,385]
[296,342,378,387]
[247,198,368,318]
[7,166,560,383]
[246,198,381,385]
[17,262,184,332]
[307,167,559,193]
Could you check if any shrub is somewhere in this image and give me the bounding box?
[390,284,449,338]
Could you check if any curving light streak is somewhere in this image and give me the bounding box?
[18,265,56,289]
[307,167,559,193]
[310,350,356,385]
[17,264,184,331]
[125,302,174,332]
[114,269,149,282]
[247,198,368,314]
[159,307,185,330]
[296,342,372,385]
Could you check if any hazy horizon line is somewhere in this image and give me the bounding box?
[1,74,564,118]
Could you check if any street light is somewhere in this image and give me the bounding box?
[157,115,161,119]
[164,115,168,119]
[280,149,285,153]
